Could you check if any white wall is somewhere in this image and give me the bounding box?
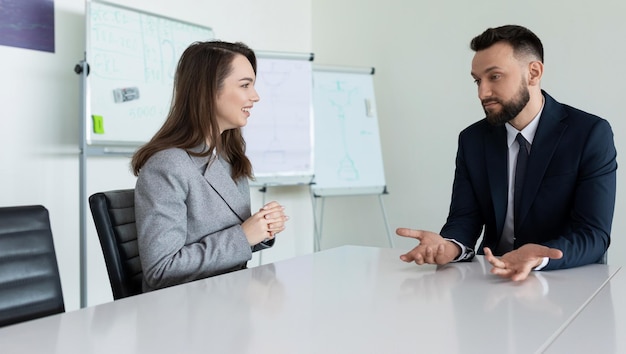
[311,0,626,265]
[3,0,625,311]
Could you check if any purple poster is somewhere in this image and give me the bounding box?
[0,0,55,53]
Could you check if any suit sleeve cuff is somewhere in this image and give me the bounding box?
[533,257,549,270]
[445,238,475,262]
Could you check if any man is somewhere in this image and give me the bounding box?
[397,25,617,281]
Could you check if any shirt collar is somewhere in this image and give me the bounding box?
[505,101,544,148]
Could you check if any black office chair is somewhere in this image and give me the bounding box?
[89,189,143,300]
[0,205,65,327]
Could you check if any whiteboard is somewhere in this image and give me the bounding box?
[85,1,215,146]
[243,53,315,186]
[311,66,387,196]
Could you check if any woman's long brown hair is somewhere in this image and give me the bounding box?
[131,41,256,181]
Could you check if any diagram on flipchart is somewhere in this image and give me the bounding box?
[323,80,361,181]
[243,57,314,183]
[311,69,386,196]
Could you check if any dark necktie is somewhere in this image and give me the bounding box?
[514,133,529,226]
[497,133,529,254]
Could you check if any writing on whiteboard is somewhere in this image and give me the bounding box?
[86,2,214,145]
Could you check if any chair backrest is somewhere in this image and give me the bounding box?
[0,205,65,327]
[89,189,143,299]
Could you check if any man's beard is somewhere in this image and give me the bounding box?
[483,81,530,126]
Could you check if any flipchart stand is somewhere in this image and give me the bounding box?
[75,59,137,308]
[310,187,394,252]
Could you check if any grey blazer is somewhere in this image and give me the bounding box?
[135,146,272,292]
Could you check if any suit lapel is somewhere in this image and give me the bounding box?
[187,146,250,222]
[517,92,567,229]
[485,125,508,238]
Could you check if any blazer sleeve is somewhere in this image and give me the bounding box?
[135,150,253,291]
[439,130,487,257]
[542,119,617,270]
[253,238,275,252]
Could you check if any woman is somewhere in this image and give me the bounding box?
[131,41,289,292]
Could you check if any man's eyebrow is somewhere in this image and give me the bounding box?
[471,66,502,77]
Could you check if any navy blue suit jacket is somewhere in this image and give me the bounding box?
[440,91,617,270]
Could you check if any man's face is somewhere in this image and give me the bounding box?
[471,42,530,126]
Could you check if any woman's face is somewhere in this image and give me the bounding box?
[215,54,260,133]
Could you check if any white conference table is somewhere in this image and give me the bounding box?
[544,266,625,353]
[0,245,620,353]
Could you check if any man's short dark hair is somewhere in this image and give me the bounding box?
[470,25,544,63]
